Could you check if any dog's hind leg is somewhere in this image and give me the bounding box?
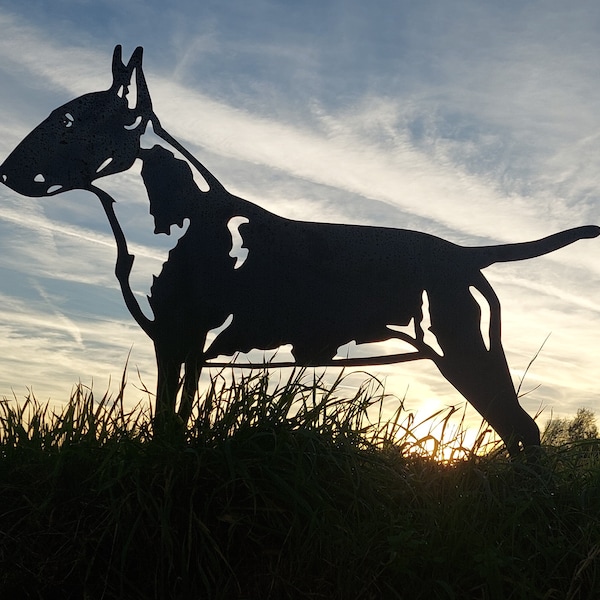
[426,276,540,456]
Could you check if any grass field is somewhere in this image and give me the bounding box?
[1,370,598,599]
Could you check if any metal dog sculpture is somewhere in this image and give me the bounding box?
[1,46,597,452]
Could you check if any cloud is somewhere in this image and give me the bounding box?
[0,288,154,401]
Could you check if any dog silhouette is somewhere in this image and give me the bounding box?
[1,46,597,451]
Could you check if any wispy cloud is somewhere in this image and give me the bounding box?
[0,290,153,401]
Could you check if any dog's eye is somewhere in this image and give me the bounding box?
[62,113,74,128]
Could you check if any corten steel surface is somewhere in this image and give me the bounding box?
[2,46,598,452]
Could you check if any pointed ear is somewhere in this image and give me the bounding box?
[110,45,130,94]
[112,45,124,75]
[122,46,153,118]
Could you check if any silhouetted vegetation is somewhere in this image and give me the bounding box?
[0,371,598,599]
[543,407,598,446]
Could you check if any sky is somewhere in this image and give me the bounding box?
[0,0,598,439]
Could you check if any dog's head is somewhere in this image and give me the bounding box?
[0,45,152,197]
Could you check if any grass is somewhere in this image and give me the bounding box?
[0,369,599,599]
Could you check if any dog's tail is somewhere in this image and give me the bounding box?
[470,225,599,268]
